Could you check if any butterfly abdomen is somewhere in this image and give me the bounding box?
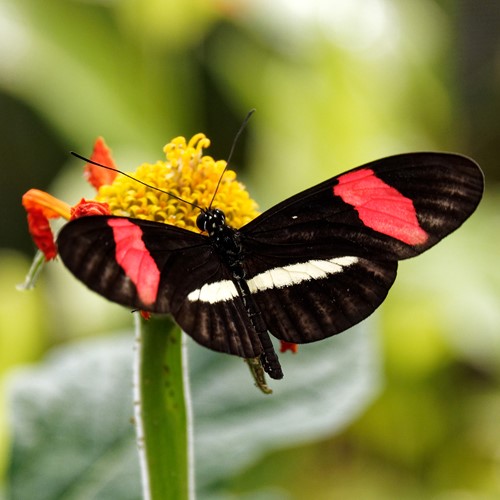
[203,209,284,379]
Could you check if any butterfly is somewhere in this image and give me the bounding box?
[57,152,484,380]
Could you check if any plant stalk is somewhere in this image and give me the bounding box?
[133,313,193,500]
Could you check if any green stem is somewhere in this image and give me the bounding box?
[16,250,45,291]
[133,313,193,500]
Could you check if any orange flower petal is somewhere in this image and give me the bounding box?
[22,189,72,220]
[280,341,298,354]
[71,199,111,219]
[84,137,118,189]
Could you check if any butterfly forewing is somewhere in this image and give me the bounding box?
[242,152,483,260]
[57,216,210,313]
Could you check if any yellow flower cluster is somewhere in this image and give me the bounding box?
[95,134,259,232]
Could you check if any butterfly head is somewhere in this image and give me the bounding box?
[196,208,226,235]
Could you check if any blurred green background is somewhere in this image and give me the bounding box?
[1,0,499,498]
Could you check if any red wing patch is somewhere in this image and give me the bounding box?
[107,219,160,306]
[333,168,429,245]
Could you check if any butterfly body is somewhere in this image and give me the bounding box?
[57,152,484,379]
[197,208,284,378]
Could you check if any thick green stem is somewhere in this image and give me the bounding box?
[133,314,193,500]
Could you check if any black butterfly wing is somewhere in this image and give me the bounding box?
[57,216,262,358]
[57,215,208,312]
[235,152,483,343]
[237,253,398,344]
[242,152,484,260]
[57,153,483,357]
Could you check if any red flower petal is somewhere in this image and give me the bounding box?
[26,208,58,261]
[22,189,73,261]
[70,199,112,219]
[280,341,298,354]
[84,137,118,190]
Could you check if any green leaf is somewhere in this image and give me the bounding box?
[6,322,380,498]
[189,323,381,491]
[6,334,141,500]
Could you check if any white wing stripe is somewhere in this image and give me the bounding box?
[187,280,238,303]
[187,256,358,304]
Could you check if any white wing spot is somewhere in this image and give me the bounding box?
[187,280,238,303]
[187,256,358,304]
[248,256,358,293]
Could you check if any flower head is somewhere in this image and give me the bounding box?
[95,134,259,232]
[23,134,259,260]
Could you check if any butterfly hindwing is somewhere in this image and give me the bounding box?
[247,255,397,343]
[184,250,399,344]
[174,293,265,358]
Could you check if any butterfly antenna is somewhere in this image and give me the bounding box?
[208,109,255,209]
[70,151,204,211]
